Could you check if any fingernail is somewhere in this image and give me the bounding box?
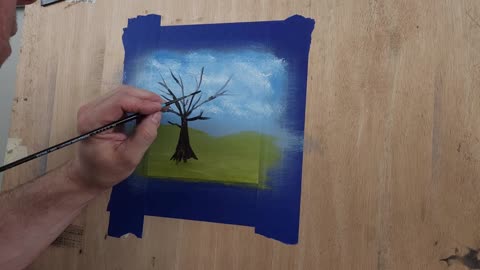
[151,112,162,124]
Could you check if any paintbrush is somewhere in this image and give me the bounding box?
[0,91,201,173]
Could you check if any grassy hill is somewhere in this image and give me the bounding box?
[136,125,281,187]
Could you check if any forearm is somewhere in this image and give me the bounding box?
[0,162,99,270]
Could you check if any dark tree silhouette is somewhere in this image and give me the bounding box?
[159,67,231,163]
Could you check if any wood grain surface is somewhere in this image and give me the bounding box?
[3,0,480,269]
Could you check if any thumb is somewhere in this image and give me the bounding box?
[124,112,162,162]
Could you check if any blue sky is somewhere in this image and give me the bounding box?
[126,48,303,149]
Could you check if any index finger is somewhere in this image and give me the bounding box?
[77,91,164,133]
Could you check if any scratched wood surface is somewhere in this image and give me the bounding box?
[3,0,480,269]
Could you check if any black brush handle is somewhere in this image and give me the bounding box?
[0,113,142,173]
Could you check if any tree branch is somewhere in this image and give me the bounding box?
[158,75,183,115]
[170,70,181,88]
[165,108,181,116]
[187,67,204,114]
[187,116,210,121]
[168,121,181,128]
[170,70,187,112]
[186,93,200,115]
[187,93,202,116]
[158,89,171,97]
[178,75,185,97]
[187,111,210,121]
[160,94,172,102]
[191,76,231,111]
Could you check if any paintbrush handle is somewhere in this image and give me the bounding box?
[0,91,200,173]
[0,113,143,173]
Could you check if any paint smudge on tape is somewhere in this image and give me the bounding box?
[52,224,84,249]
[4,138,28,164]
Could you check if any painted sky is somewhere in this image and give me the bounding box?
[127,48,303,149]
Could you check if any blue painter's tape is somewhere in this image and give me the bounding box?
[107,176,147,238]
[107,14,314,244]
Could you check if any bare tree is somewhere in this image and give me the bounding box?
[159,67,231,163]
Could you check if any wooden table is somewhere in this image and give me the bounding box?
[4,0,480,269]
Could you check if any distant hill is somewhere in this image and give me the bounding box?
[136,125,281,187]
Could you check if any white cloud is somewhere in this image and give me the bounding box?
[276,129,305,152]
[132,49,289,130]
[201,104,222,114]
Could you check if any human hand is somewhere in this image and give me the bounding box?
[67,86,164,193]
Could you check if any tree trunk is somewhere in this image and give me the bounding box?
[170,118,198,163]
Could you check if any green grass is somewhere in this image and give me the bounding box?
[137,125,281,187]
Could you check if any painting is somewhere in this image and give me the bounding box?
[137,52,284,187]
[107,14,314,244]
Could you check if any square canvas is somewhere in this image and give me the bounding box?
[107,14,314,244]
[137,51,283,187]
